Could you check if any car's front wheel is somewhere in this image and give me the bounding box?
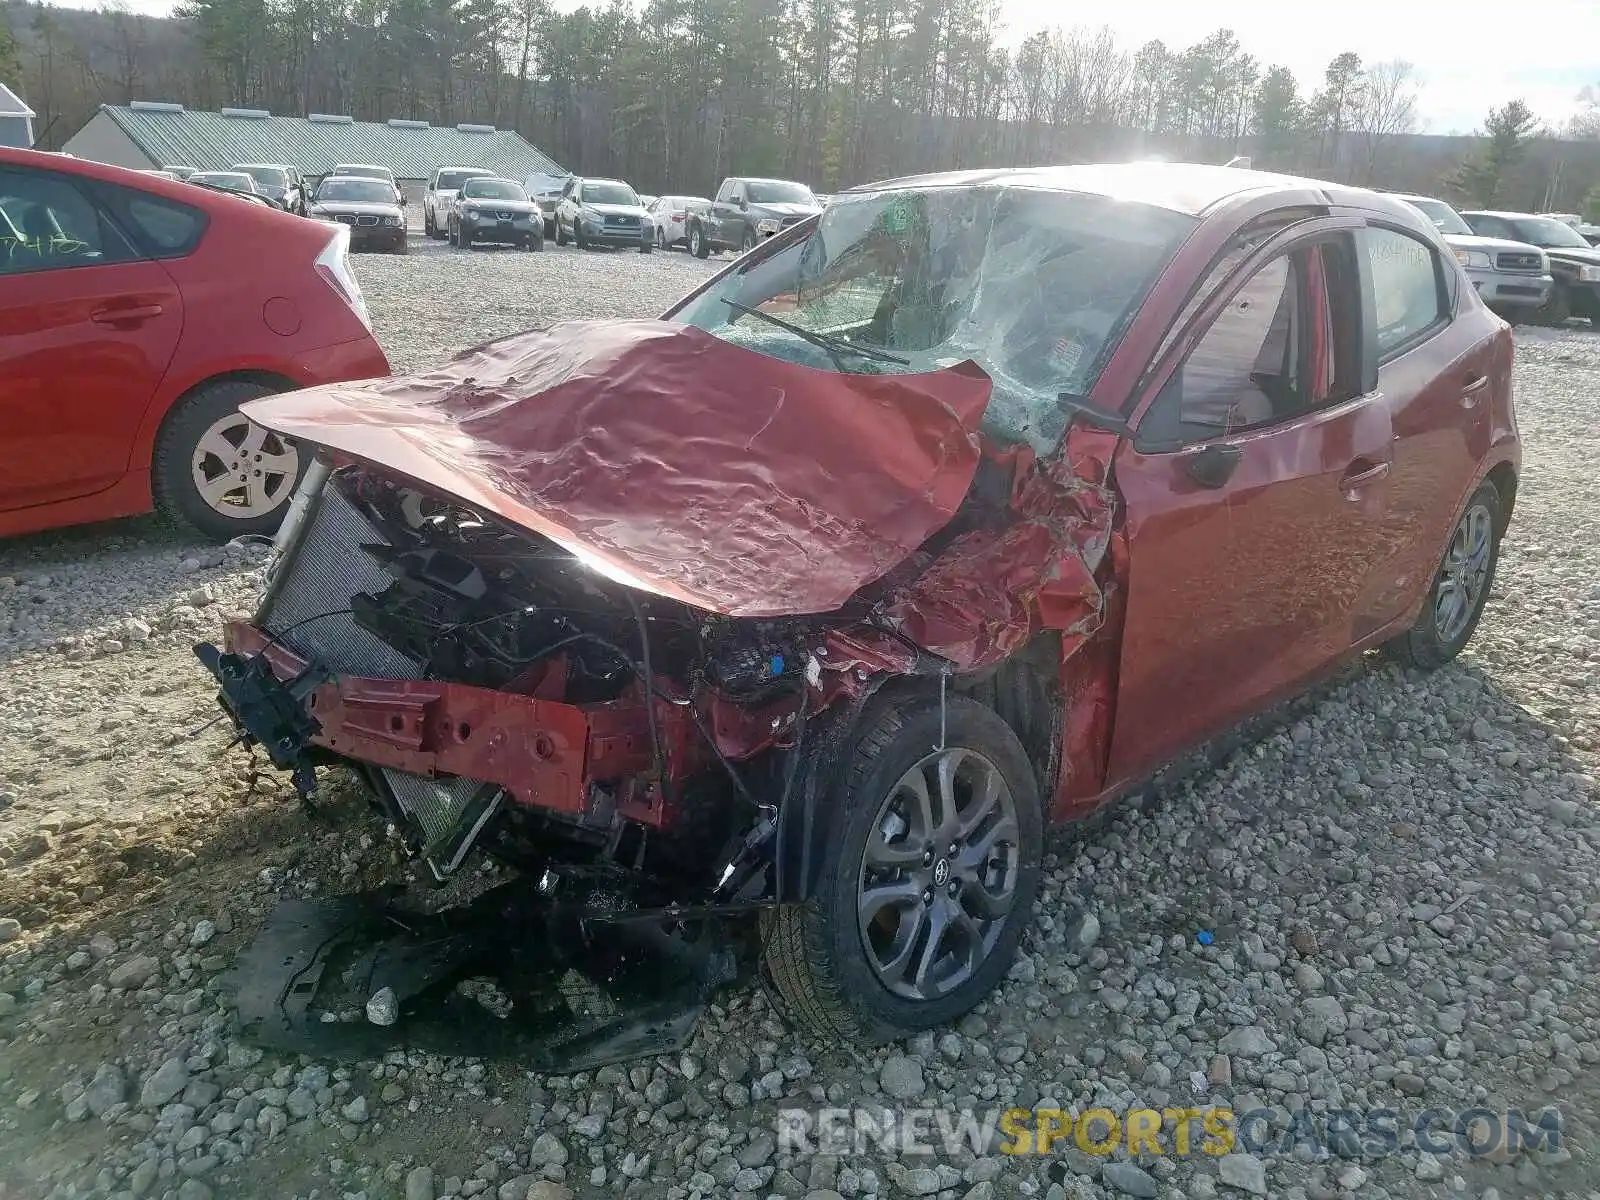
[152,379,304,540]
[555,219,568,246]
[689,223,709,259]
[762,694,1042,1043]
[424,208,436,238]
[741,228,757,253]
[1386,481,1503,669]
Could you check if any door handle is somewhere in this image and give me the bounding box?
[1461,374,1489,407]
[91,303,164,325]
[1339,459,1391,492]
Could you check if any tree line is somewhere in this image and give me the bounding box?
[3,0,1599,214]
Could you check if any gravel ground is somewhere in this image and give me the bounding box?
[0,244,1597,1200]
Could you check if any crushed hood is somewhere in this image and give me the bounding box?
[242,319,994,618]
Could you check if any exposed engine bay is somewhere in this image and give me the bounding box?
[221,465,846,899]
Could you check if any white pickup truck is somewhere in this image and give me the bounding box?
[423,166,494,240]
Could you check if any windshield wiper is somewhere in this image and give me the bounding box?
[1056,393,1135,437]
[721,298,910,368]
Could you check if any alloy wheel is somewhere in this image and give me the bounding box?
[1434,500,1493,644]
[190,412,300,519]
[856,747,1020,1001]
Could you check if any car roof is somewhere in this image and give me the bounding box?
[1459,209,1542,219]
[235,163,289,169]
[434,166,492,175]
[581,177,632,186]
[843,161,1419,220]
[334,163,390,172]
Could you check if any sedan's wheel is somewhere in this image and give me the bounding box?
[656,225,666,249]
[762,694,1042,1042]
[1385,481,1503,670]
[153,379,303,539]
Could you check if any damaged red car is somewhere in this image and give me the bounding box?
[199,163,1519,1050]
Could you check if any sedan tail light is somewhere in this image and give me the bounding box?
[314,224,373,332]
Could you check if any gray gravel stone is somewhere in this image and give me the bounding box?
[878,1054,925,1100]
[139,1058,188,1108]
[1101,1161,1158,1197]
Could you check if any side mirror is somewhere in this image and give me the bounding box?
[738,197,748,211]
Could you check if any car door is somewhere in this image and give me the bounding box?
[1351,223,1499,636]
[0,166,184,512]
[1106,219,1396,784]
[713,180,740,245]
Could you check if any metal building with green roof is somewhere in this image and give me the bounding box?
[62,102,564,185]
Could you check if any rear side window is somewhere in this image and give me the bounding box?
[0,168,137,275]
[92,182,208,257]
[1359,227,1447,358]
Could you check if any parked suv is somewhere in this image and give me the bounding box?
[1461,210,1600,326]
[448,176,544,250]
[687,177,821,257]
[424,166,493,239]
[0,147,388,540]
[1389,193,1551,323]
[554,176,652,251]
[235,163,308,215]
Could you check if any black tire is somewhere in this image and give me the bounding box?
[639,235,653,254]
[1537,285,1572,327]
[1384,481,1503,670]
[761,694,1043,1044]
[690,222,710,259]
[424,209,436,239]
[656,225,667,249]
[574,221,588,250]
[447,220,457,247]
[152,378,304,541]
[741,227,757,253]
[555,219,568,246]
[526,233,543,252]
[458,225,471,250]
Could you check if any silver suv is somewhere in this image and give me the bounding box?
[1392,193,1552,322]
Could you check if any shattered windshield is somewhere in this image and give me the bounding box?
[669,185,1195,452]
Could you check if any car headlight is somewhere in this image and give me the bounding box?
[1453,248,1492,269]
[1578,265,1600,282]
[756,219,780,234]
[382,215,402,226]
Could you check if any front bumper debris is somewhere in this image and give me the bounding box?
[219,880,739,1068]
[194,623,598,816]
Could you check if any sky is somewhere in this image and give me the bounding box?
[82,0,1600,136]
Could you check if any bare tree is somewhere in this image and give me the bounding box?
[1353,59,1419,183]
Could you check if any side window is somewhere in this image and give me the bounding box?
[716,180,734,203]
[0,169,135,276]
[1359,227,1446,358]
[1178,255,1300,432]
[91,181,207,257]
[1140,240,1356,448]
[1152,208,1324,366]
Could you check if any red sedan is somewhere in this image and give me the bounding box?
[0,147,389,541]
[197,163,1518,1050]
